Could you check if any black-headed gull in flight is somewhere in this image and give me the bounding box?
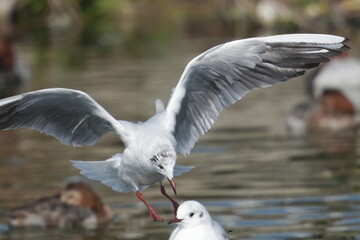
[168,200,229,240]
[0,34,349,221]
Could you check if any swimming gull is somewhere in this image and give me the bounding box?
[168,200,229,240]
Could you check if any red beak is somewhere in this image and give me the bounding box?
[168,216,181,225]
[167,177,177,196]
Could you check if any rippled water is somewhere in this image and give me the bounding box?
[0,37,359,240]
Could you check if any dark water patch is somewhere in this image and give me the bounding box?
[327,225,360,232]
[335,218,360,225]
[211,126,269,135]
[291,211,360,220]
[239,206,327,216]
[211,169,242,175]
[289,153,357,162]
[246,232,313,240]
[3,157,30,165]
[224,219,295,227]
[0,225,9,235]
[199,194,360,209]
[191,145,230,154]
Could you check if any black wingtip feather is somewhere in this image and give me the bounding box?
[341,37,350,50]
[341,44,351,51]
[296,70,306,77]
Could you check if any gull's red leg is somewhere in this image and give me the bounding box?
[136,191,163,222]
[160,185,179,214]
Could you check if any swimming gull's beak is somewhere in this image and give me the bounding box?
[168,216,181,225]
[167,177,177,196]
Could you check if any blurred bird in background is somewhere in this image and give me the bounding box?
[6,182,113,229]
[286,52,360,154]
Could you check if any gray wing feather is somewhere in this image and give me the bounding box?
[165,34,349,155]
[0,88,122,146]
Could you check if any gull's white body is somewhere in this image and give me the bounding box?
[169,201,229,240]
[170,220,228,240]
[73,111,190,193]
[0,34,349,219]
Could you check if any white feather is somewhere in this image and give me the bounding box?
[71,154,132,193]
[262,33,345,44]
[169,201,229,240]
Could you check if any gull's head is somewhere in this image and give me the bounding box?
[149,146,177,194]
[169,200,212,227]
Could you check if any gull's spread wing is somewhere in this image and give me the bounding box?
[165,34,349,155]
[0,88,125,146]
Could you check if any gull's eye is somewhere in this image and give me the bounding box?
[160,152,167,158]
[158,165,164,169]
[189,212,194,217]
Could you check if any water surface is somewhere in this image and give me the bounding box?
[0,37,359,240]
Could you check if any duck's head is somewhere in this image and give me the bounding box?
[60,182,109,215]
[320,89,355,115]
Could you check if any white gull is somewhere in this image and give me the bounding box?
[0,34,349,221]
[168,200,229,240]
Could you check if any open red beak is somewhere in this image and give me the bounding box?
[167,177,177,196]
[168,216,181,225]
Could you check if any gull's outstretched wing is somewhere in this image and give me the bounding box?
[165,34,349,155]
[0,88,125,146]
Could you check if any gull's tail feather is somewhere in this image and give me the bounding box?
[71,154,132,193]
[174,165,195,176]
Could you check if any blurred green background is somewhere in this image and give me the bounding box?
[5,0,360,65]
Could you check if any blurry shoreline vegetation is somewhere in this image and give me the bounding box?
[5,0,360,65]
